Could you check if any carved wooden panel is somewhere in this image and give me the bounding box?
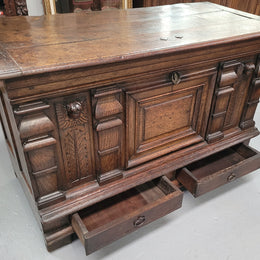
[53,93,95,188]
[15,101,65,209]
[207,59,256,143]
[125,71,216,168]
[92,86,124,185]
[240,55,260,129]
[3,0,28,16]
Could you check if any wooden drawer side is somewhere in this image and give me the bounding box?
[177,144,260,197]
[71,176,183,255]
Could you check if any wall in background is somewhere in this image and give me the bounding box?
[26,0,44,15]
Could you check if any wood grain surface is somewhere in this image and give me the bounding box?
[0,2,260,253]
[0,2,260,78]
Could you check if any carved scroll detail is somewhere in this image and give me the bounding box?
[92,86,124,185]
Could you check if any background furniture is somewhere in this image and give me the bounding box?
[0,2,260,255]
[133,0,260,15]
[3,0,260,15]
[2,0,27,15]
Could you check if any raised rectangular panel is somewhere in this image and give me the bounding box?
[35,171,58,196]
[240,57,260,129]
[143,94,194,140]
[15,101,65,207]
[28,146,56,172]
[126,74,215,168]
[92,86,124,185]
[207,59,256,142]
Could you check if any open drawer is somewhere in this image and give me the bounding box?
[176,144,260,197]
[71,176,183,255]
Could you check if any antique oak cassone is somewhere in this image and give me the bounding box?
[0,2,260,255]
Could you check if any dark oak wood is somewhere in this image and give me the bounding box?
[72,176,183,255]
[135,0,260,16]
[176,144,260,197]
[0,3,260,254]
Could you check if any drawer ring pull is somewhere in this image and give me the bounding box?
[170,71,181,85]
[134,216,146,227]
[227,173,236,182]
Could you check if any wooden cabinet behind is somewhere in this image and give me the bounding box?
[134,0,260,15]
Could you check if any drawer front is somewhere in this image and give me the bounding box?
[125,68,216,168]
[177,144,260,197]
[71,176,183,255]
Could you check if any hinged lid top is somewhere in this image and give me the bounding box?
[0,2,260,79]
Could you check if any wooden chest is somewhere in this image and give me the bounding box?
[0,2,260,255]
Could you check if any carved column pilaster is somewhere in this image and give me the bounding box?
[14,101,65,209]
[207,61,244,143]
[240,55,260,129]
[92,86,124,185]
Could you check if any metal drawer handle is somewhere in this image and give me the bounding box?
[170,71,181,85]
[227,173,236,182]
[134,216,145,227]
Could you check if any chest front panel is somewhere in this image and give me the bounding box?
[124,69,217,168]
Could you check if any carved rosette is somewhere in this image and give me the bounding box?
[92,86,124,185]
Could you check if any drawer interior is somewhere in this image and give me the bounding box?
[176,144,260,197]
[78,177,176,232]
[185,144,257,180]
[72,176,183,254]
